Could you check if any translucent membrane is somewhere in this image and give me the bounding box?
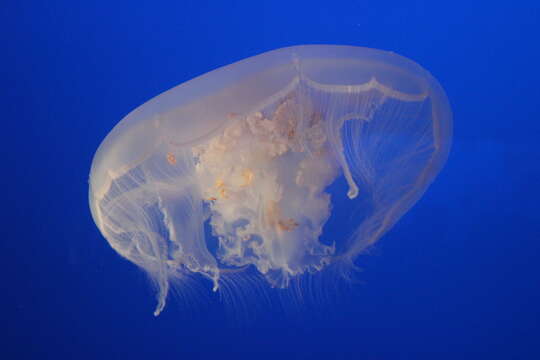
[89,45,452,315]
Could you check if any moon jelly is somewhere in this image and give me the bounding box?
[89,45,452,315]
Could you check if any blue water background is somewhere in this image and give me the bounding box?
[2,1,539,359]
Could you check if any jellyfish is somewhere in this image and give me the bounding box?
[88,45,452,316]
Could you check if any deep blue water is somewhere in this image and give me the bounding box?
[2,1,539,359]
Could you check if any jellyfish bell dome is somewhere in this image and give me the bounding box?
[89,45,452,316]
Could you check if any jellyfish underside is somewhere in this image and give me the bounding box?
[89,46,452,316]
